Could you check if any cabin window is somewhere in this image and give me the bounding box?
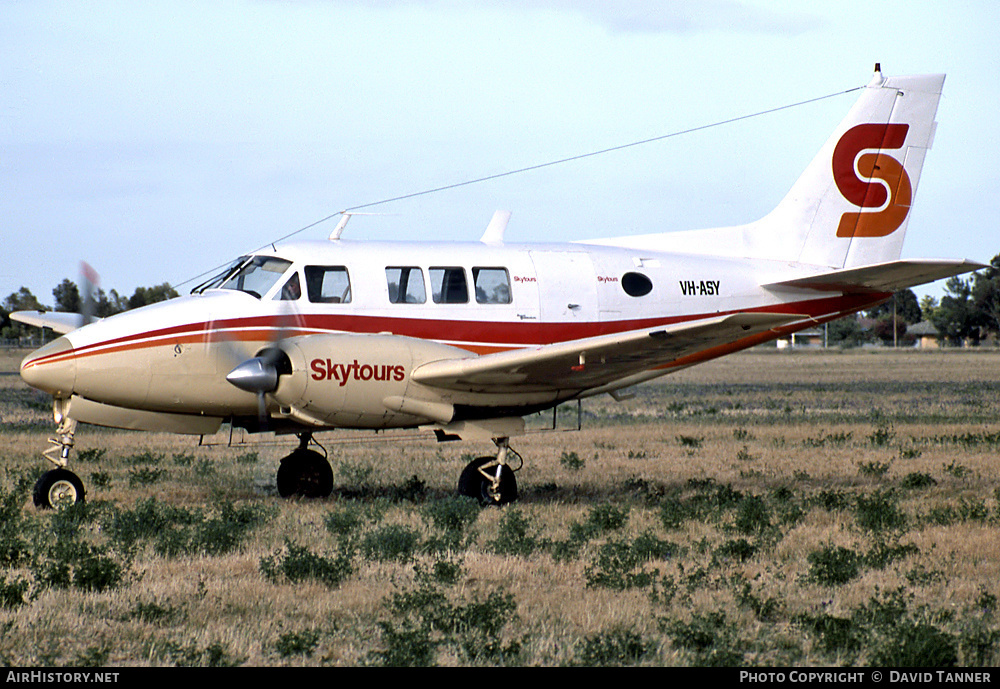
[386,267,426,304]
[621,272,653,297]
[304,266,352,303]
[473,267,512,304]
[430,267,468,304]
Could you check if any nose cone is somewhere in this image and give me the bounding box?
[20,337,77,397]
[226,357,278,394]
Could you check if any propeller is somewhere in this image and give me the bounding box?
[212,279,303,430]
[225,346,288,426]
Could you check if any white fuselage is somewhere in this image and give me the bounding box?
[20,238,883,434]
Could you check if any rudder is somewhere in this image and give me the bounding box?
[761,69,945,268]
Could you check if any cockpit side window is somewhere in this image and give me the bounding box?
[277,272,302,301]
[305,266,352,303]
[218,257,292,299]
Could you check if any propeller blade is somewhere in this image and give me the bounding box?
[80,261,99,326]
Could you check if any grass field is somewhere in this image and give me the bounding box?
[0,347,998,666]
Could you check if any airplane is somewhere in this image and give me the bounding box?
[14,67,985,510]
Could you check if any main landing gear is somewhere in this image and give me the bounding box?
[275,433,334,499]
[34,416,86,509]
[458,437,520,506]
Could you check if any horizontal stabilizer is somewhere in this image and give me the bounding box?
[10,311,95,334]
[763,259,986,294]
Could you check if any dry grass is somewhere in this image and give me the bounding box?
[1,347,999,666]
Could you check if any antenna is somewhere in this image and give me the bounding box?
[328,212,396,240]
[329,213,351,240]
[480,210,511,244]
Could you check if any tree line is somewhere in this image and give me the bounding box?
[827,253,1000,347]
[1,279,179,340]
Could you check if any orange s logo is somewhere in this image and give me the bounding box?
[833,123,911,238]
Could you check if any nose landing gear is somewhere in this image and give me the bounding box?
[34,415,86,509]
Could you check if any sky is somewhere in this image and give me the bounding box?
[3,0,998,307]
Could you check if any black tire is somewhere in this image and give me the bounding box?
[276,449,333,498]
[33,469,86,509]
[458,456,517,506]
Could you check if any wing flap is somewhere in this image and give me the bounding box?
[412,312,802,393]
[763,259,985,294]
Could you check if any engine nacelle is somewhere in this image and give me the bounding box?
[272,333,471,428]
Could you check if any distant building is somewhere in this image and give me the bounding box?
[776,328,825,349]
[907,320,940,349]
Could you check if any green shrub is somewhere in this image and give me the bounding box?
[234,451,258,465]
[901,472,936,489]
[274,629,321,658]
[128,466,165,486]
[0,575,31,608]
[77,448,107,463]
[865,540,920,569]
[869,621,958,667]
[577,628,655,666]
[171,452,195,466]
[128,450,164,465]
[676,435,703,449]
[586,503,629,532]
[0,487,31,567]
[807,545,862,586]
[360,524,421,563]
[559,451,585,470]
[570,503,630,541]
[855,489,907,534]
[422,496,480,536]
[487,509,546,557]
[734,495,770,535]
[812,489,852,512]
[794,612,863,655]
[715,538,757,563]
[858,460,891,478]
[661,611,743,666]
[260,539,353,588]
[32,540,127,593]
[658,497,689,530]
[324,505,366,539]
[584,540,658,591]
[374,580,521,666]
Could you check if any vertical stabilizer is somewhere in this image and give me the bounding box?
[757,69,944,268]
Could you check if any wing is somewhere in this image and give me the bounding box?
[10,310,92,334]
[411,312,802,394]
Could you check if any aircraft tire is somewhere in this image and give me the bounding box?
[276,448,333,499]
[458,456,517,507]
[33,468,86,510]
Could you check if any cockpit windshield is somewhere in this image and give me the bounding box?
[192,256,293,299]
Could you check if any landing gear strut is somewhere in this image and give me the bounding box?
[276,433,334,499]
[458,437,520,506]
[34,414,86,509]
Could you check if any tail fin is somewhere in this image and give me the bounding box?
[584,69,946,269]
[758,69,944,268]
